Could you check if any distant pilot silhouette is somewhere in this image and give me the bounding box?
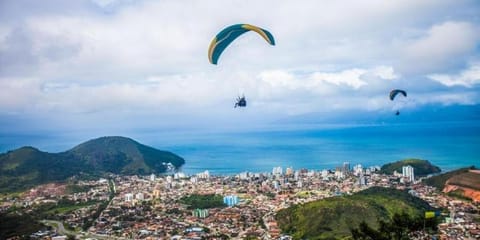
[234,95,246,108]
[395,110,400,116]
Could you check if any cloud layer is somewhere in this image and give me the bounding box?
[0,0,479,132]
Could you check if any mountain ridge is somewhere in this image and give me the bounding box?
[0,136,185,192]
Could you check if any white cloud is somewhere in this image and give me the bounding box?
[371,66,399,80]
[255,66,400,112]
[259,66,398,94]
[2,0,475,79]
[399,21,479,74]
[0,77,42,112]
[0,0,479,131]
[428,63,480,87]
[258,70,295,88]
[0,26,11,51]
[90,0,119,8]
[310,69,368,89]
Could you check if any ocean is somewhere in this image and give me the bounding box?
[1,121,479,175]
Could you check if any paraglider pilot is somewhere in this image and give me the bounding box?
[234,95,247,108]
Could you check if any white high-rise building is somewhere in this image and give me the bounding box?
[353,164,363,176]
[174,172,186,179]
[272,166,283,175]
[190,176,198,183]
[358,175,367,186]
[150,174,155,182]
[294,170,300,180]
[402,165,415,182]
[238,172,249,180]
[321,169,329,178]
[197,170,210,179]
[136,192,144,201]
[335,169,344,179]
[273,180,280,190]
[125,193,134,202]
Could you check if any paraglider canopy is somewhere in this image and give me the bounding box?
[390,89,407,116]
[234,95,247,108]
[389,89,407,101]
[208,24,275,65]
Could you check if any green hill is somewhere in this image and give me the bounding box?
[69,136,184,174]
[380,159,441,177]
[0,136,184,192]
[422,166,477,190]
[276,187,435,240]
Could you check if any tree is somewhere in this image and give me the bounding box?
[351,212,433,240]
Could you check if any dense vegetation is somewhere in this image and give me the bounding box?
[276,187,436,240]
[1,201,104,238]
[422,166,476,190]
[380,159,441,176]
[351,212,438,240]
[0,136,184,192]
[179,194,226,209]
[65,184,93,194]
[0,212,46,239]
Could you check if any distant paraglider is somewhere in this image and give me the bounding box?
[390,89,407,116]
[234,95,247,108]
[208,24,275,65]
[389,89,407,101]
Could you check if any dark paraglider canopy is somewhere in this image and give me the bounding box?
[390,89,407,116]
[234,95,247,108]
[389,89,407,101]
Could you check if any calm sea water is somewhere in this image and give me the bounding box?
[1,121,479,175]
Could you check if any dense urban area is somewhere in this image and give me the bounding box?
[1,163,479,240]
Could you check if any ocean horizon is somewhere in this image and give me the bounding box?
[172,121,480,175]
[1,121,479,175]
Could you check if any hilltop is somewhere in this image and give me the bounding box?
[380,158,441,177]
[423,166,479,202]
[0,136,184,192]
[422,166,476,189]
[276,187,435,239]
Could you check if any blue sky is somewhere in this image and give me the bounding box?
[0,0,479,134]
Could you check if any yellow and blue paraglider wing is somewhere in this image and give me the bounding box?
[208,24,275,65]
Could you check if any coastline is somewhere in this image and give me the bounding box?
[1,121,479,175]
